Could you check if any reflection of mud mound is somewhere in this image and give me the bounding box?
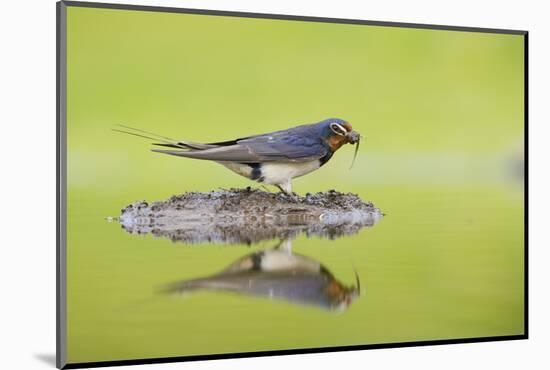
[118,188,383,244]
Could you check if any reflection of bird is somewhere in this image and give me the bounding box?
[162,240,361,312]
[115,118,360,194]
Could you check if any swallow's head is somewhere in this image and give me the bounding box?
[319,118,360,151]
[325,276,361,312]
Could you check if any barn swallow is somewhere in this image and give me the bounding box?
[115,118,360,194]
[162,240,361,312]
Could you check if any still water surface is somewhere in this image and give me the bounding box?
[66,184,524,364]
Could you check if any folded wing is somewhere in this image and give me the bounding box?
[153,124,328,163]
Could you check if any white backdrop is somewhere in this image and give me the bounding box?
[0,0,546,369]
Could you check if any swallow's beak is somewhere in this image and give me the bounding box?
[346,130,360,144]
[347,130,361,169]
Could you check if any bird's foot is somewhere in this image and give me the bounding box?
[281,191,300,203]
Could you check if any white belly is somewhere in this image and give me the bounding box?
[260,161,320,185]
[217,160,321,193]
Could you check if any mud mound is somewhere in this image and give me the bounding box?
[117,188,383,244]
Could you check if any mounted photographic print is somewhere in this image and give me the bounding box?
[57,1,527,368]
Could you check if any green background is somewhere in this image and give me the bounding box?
[66,6,524,364]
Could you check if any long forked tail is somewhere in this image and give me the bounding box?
[112,124,213,150]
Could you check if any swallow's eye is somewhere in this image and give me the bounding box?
[330,123,347,136]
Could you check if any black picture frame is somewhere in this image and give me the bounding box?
[56,1,528,368]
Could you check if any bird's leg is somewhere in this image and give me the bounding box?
[276,180,301,202]
[279,179,293,195]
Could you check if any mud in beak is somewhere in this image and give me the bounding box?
[347,130,361,169]
[346,130,360,144]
